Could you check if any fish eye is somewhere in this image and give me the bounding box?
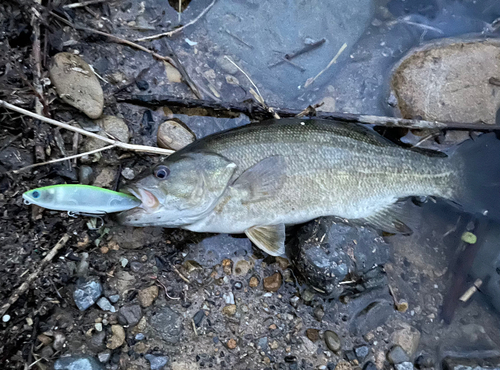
[154,165,170,180]
[32,190,40,199]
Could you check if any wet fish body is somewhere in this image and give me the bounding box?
[23,184,141,214]
[118,118,499,256]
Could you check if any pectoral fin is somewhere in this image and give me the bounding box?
[359,202,413,235]
[232,156,286,203]
[245,224,286,256]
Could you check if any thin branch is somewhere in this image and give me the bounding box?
[0,234,71,317]
[63,0,106,8]
[11,144,117,174]
[0,100,174,155]
[304,42,347,88]
[135,0,217,42]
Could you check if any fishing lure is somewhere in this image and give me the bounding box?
[22,184,141,216]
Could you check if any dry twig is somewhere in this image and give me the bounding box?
[63,0,106,8]
[0,234,71,317]
[136,0,217,42]
[304,42,347,88]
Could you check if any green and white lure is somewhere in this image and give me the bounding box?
[22,184,141,216]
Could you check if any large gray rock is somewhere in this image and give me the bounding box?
[53,355,103,370]
[392,39,500,124]
[49,52,103,119]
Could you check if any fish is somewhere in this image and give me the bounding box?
[117,118,500,256]
[23,184,141,215]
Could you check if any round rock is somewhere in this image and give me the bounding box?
[83,115,130,152]
[49,52,104,119]
[324,330,341,352]
[157,119,196,151]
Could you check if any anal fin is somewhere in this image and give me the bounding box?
[358,202,413,235]
[245,224,286,256]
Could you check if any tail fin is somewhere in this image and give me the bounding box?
[453,133,500,220]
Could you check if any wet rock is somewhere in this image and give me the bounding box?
[118,305,142,326]
[388,346,410,364]
[392,39,500,124]
[150,307,183,344]
[138,286,159,308]
[355,346,369,361]
[49,52,104,119]
[306,329,320,342]
[107,324,126,349]
[157,119,196,151]
[391,323,421,358]
[53,355,104,370]
[324,330,341,352]
[263,272,282,292]
[222,304,237,316]
[291,217,389,296]
[396,362,414,370]
[145,354,169,370]
[73,279,102,311]
[97,350,111,363]
[96,297,115,312]
[83,115,130,152]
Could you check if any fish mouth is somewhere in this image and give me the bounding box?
[124,186,160,213]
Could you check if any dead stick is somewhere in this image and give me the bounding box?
[63,0,106,8]
[135,0,217,42]
[0,100,174,155]
[116,94,500,131]
[0,234,71,317]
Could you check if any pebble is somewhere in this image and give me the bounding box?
[395,362,414,370]
[234,260,252,276]
[136,79,149,91]
[387,346,410,364]
[53,355,104,370]
[108,294,120,303]
[223,292,235,305]
[97,297,116,312]
[249,276,259,288]
[233,281,243,289]
[73,279,102,311]
[306,328,320,342]
[49,52,104,119]
[263,272,282,292]
[138,285,159,308]
[227,338,237,349]
[118,305,142,326]
[355,345,369,361]
[258,337,268,349]
[135,333,145,341]
[37,334,52,346]
[193,310,206,327]
[301,289,315,302]
[2,315,10,322]
[391,325,421,358]
[222,259,233,275]
[324,330,341,352]
[97,350,111,363]
[363,362,377,370]
[145,354,169,370]
[53,332,66,351]
[335,360,352,370]
[157,119,195,151]
[120,257,129,268]
[121,167,135,180]
[130,261,143,272]
[290,296,300,307]
[79,165,94,185]
[95,323,103,332]
[106,325,126,349]
[313,307,325,321]
[222,304,237,316]
[270,340,279,350]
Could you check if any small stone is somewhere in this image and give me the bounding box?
[157,119,195,151]
[270,340,279,350]
[145,354,169,370]
[100,246,109,254]
[225,75,239,85]
[355,346,369,361]
[193,310,206,327]
[79,165,94,185]
[73,279,103,311]
[136,79,149,91]
[118,305,142,326]
[314,307,325,321]
[363,362,377,370]
[107,325,125,349]
[138,285,159,308]
[49,52,104,119]
[263,272,282,292]
[387,346,410,364]
[324,330,341,352]
[222,259,233,275]
[40,346,54,360]
[391,325,421,358]
[98,350,111,363]
[37,334,53,346]
[120,257,129,268]
[269,324,277,330]
[396,362,414,370]
[227,338,237,349]
[306,328,320,342]
[223,292,235,305]
[275,257,290,269]
[249,276,259,288]
[335,360,352,370]
[301,289,315,302]
[290,296,300,307]
[130,261,143,272]
[97,297,116,312]
[121,167,135,180]
[258,337,268,349]
[233,281,243,290]
[2,315,10,323]
[108,294,120,303]
[234,260,252,276]
[95,323,103,332]
[135,333,145,341]
[222,304,237,316]
[83,116,130,153]
[53,355,104,370]
[88,331,106,352]
[53,332,66,351]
